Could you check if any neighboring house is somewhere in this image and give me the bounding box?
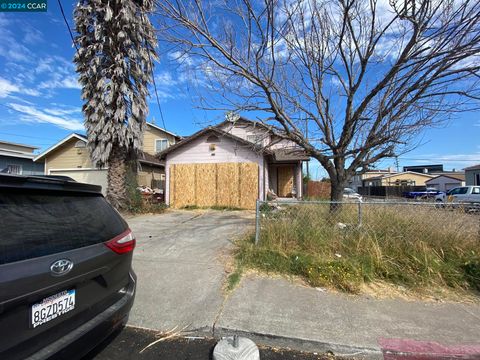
[34,123,180,195]
[157,117,309,209]
[465,164,480,186]
[365,171,434,186]
[403,164,444,174]
[425,173,466,192]
[0,140,44,176]
[348,169,397,191]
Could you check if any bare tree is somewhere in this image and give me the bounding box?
[74,0,157,209]
[155,0,480,201]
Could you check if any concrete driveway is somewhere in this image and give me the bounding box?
[126,210,254,332]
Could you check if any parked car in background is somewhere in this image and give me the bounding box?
[435,186,480,210]
[0,174,136,360]
[403,187,443,199]
[343,187,363,201]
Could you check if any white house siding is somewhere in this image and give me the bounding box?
[49,169,108,195]
[425,176,465,192]
[220,122,299,150]
[165,133,265,204]
[268,137,298,150]
[296,162,303,198]
[219,122,271,147]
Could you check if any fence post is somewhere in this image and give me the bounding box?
[358,201,363,227]
[255,200,261,245]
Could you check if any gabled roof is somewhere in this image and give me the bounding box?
[34,133,87,162]
[464,164,480,171]
[146,122,182,140]
[156,126,271,159]
[217,116,288,139]
[33,122,179,163]
[425,173,465,182]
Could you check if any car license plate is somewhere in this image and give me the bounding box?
[31,289,75,328]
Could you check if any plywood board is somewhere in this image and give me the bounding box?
[239,163,259,209]
[170,164,195,208]
[169,162,258,209]
[277,166,294,197]
[196,163,217,207]
[217,163,240,207]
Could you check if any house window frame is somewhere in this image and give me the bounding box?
[7,164,22,175]
[155,138,169,153]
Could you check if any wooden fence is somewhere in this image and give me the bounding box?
[169,162,259,209]
[305,181,331,199]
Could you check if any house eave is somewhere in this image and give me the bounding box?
[0,150,36,160]
[34,133,87,162]
[156,127,272,160]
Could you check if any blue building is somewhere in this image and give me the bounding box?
[0,140,44,176]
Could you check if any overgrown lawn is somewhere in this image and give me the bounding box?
[235,203,480,294]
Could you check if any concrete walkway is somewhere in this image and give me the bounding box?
[127,210,253,332]
[127,211,480,359]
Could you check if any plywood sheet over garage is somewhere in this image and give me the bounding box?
[49,169,108,195]
[169,162,258,209]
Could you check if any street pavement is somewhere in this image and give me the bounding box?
[127,210,480,360]
[84,326,341,360]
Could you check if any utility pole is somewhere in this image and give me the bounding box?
[305,117,310,179]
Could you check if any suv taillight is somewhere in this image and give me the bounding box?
[105,229,136,254]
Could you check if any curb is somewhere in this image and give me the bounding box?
[128,323,383,359]
[213,326,383,360]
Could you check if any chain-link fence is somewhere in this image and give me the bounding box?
[254,200,480,246]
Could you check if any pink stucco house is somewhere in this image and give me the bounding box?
[157,117,309,208]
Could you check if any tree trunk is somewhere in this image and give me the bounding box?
[330,179,345,202]
[106,145,128,210]
[329,175,347,212]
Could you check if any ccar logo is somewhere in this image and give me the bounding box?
[50,259,74,276]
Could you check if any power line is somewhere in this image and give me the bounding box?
[141,9,167,131]
[0,131,58,142]
[57,0,79,51]
[148,51,167,130]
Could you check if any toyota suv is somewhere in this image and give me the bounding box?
[0,174,136,360]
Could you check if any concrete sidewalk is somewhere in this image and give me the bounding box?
[215,275,480,359]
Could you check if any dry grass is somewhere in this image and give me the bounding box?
[236,203,480,295]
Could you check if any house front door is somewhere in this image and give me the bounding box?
[277,166,294,197]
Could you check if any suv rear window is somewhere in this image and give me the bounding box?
[0,190,127,265]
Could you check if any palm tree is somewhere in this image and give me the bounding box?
[74,0,157,209]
